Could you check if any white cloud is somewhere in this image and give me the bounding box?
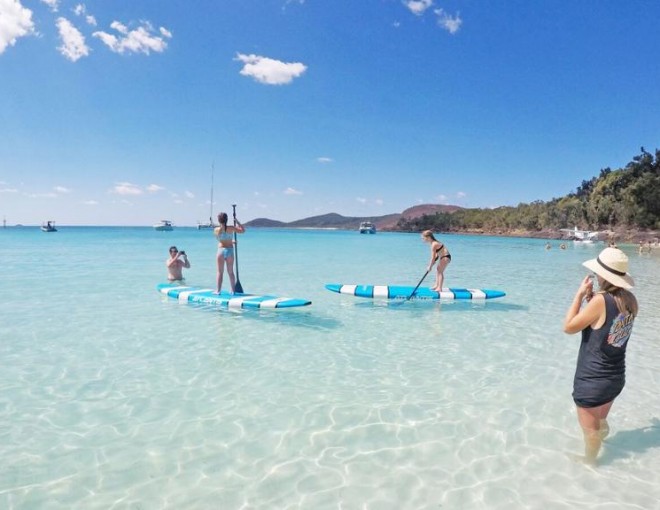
[284,187,302,195]
[93,21,171,55]
[456,191,466,198]
[56,17,89,61]
[26,192,57,198]
[184,190,194,199]
[435,9,462,34]
[317,157,333,164]
[436,194,447,202]
[159,27,172,38]
[356,197,367,204]
[374,198,384,206]
[73,4,97,26]
[146,184,165,193]
[404,0,433,16]
[235,53,307,85]
[40,0,58,12]
[54,185,71,193]
[111,182,143,195]
[83,200,98,205]
[0,0,35,54]
[0,187,18,193]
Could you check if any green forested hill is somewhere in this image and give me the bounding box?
[396,148,660,234]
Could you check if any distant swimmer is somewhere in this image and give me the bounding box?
[545,242,552,250]
[421,230,451,292]
[560,244,567,250]
[563,247,638,465]
[213,212,245,294]
[167,246,190,283]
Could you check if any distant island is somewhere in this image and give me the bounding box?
[246,205,459,231]
[245,149,660,243]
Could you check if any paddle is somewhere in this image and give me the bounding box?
[405,254,438,301]
[232,204,244,294]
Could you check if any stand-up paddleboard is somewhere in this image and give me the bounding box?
[325,284,505,300]
[158,283,311,309]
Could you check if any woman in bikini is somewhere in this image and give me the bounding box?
[421,230,451,292]
[213,212,245,294]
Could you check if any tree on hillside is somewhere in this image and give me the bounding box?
[397,149,659,233]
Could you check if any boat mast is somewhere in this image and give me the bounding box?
[209,162,214,223]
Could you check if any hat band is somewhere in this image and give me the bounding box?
[597,256,626,276]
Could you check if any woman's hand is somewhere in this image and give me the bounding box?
[576,275,594,301]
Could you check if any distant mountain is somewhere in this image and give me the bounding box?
[246,218,288,228]
[243,205,463,231]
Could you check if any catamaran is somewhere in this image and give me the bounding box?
[359,221,376,234]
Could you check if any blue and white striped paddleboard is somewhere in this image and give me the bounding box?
[325,284,505,300]
[158,283,311,309]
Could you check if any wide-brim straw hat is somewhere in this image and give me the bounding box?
[582,247,634,289]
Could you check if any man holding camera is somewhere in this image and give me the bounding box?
[166,246,190,283]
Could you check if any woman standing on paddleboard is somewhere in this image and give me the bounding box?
[421,230,451,292]
[563,247,638,465]
[214,212,245,294]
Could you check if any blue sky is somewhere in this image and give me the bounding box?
[1,0,659,226]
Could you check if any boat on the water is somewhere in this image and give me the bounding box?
[41,221,57,232]
[359,221,376,234]
[561,226,601,244]
[153,220,174,231]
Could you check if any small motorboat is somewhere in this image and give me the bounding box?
[41,221,57,232]
[359,221,376,234]
[153,220,174,231]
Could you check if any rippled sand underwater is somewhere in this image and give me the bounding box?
[1,227,659,509]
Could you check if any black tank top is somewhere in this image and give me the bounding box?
[575,293,634,383]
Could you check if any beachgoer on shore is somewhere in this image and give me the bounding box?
[167,246,190,282]
[214,212,245,294]
[421,230,451,292]
[563,247,638,465]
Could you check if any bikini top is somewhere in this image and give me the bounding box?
[216,228,233,242]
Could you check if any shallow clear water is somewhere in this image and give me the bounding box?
[1,227,659,509]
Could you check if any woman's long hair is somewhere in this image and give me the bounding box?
[217,212,228,228]
[599,280,639,317]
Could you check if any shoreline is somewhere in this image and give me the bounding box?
[382,227,660,244]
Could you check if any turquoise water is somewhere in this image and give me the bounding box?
[1,227,659,509]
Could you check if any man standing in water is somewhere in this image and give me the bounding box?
[166,246,190,282]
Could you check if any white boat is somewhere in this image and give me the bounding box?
[41,221,57,232]
[197,163,217,230]
[359,221,376,234]
[560,226,600,244]
[153,220,174,231]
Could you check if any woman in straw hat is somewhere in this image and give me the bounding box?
[563,247,638,465]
